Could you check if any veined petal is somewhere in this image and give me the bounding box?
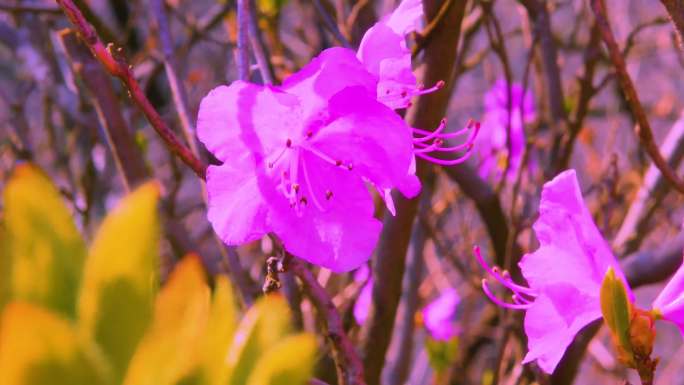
[385,0,424,34]
[653,259,684,334]
[311,86,421,202]
[268,154,382,272]
[282,47,377,120]
[522,284,601,373]
[519,170,632,300]
[205,158,275,245]
[197,82,302,163]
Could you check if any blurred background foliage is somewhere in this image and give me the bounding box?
[0,164,315,385]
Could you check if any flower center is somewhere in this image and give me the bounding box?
[265,131,353,215]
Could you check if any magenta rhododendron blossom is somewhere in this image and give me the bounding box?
[476,169,632,373]
[198,47,420,272]
[652,260,684,334]
[422,288,460,341]
[476,80,535,180]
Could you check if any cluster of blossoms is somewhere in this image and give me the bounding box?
[476,169,684,373]
[475,80,535,181]
[197,0,477,272]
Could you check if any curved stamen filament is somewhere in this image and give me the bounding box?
[413,119,480,166]
[413,119,447,143]
[474,245,537,298]
[415,144,474,165]
[301,157,325,211]
[482,280,532,310]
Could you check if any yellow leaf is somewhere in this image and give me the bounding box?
[245,333,316,385]
[200,276,237,385]
[226,295,292,385]
[3,164,86,317]
[123,255,211,385]
[0,302,110,385]
[78,182,160,380]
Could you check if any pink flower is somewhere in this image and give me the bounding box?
[357,0,436,110]
[476,80,535,180]
[422,288,460,341]
[197,48,419,272]
[356,0,480,168]
[475,169,632,373]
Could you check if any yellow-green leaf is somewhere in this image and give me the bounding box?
[3,164,86,317]
[123,255,211,385]
[78,182,160,379]
[245,333,315,385]
[226,295,292,385]
[0,302,110,385]
[0,225,10,310]
[199,276,237,385]
[600,267,633,353]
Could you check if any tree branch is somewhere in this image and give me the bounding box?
[592,0,684,194]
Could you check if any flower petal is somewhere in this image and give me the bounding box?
[422,288,460,341]
[653,258,684,334]
[282,47,377,119]
[522,283,601,373]
[519,170,632,300]
[268,154,382,272]
[354,278,373,325]
[196,82,301,163]
[205,159,275,245]
[311,86,421,201]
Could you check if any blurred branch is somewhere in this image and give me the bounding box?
[360,1,467,384]
[56,0,207,179]
[248,0,276,84]
[614,112,684,255]
[236,0,251,80]
[385,174,434,385]
[661,0,684,49]
[592,0,684,195]
[150,0,259,305]
[311,0,352,48]
[0,3,60,14]
[623,232,684,288]
[288,257,366,385]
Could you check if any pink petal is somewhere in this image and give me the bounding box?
[522,284,601,373]
[311,86,420,202]
[422,288,460,341]
[653,259,684,334]
[196,82,301,162]
[268,154,382,272]
[519,170,632,300]
[282,47,377,118]
[205,159,274,245]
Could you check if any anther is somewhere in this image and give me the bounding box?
[325,190,333,200]
[292,183,300,193]
[335,160,343,166]
[286,138,292,147]
[347,163,353,171]
[299,197,308,206]
[306,130,313,138]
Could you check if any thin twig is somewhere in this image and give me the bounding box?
[661,0,684,50]
[311,0,352,48]
[55,0,207,179]
[591,0,684,194]
[288,258,366,385]
[236,0,251,80]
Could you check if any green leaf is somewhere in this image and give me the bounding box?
[226,295,293,385]
[425,336,459,375]
[78,182,160,380]
[0,302,111,385]
[3,164,86,317]
[600,267,633,353]
[122,256,211,385]
[245,334,315,385]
